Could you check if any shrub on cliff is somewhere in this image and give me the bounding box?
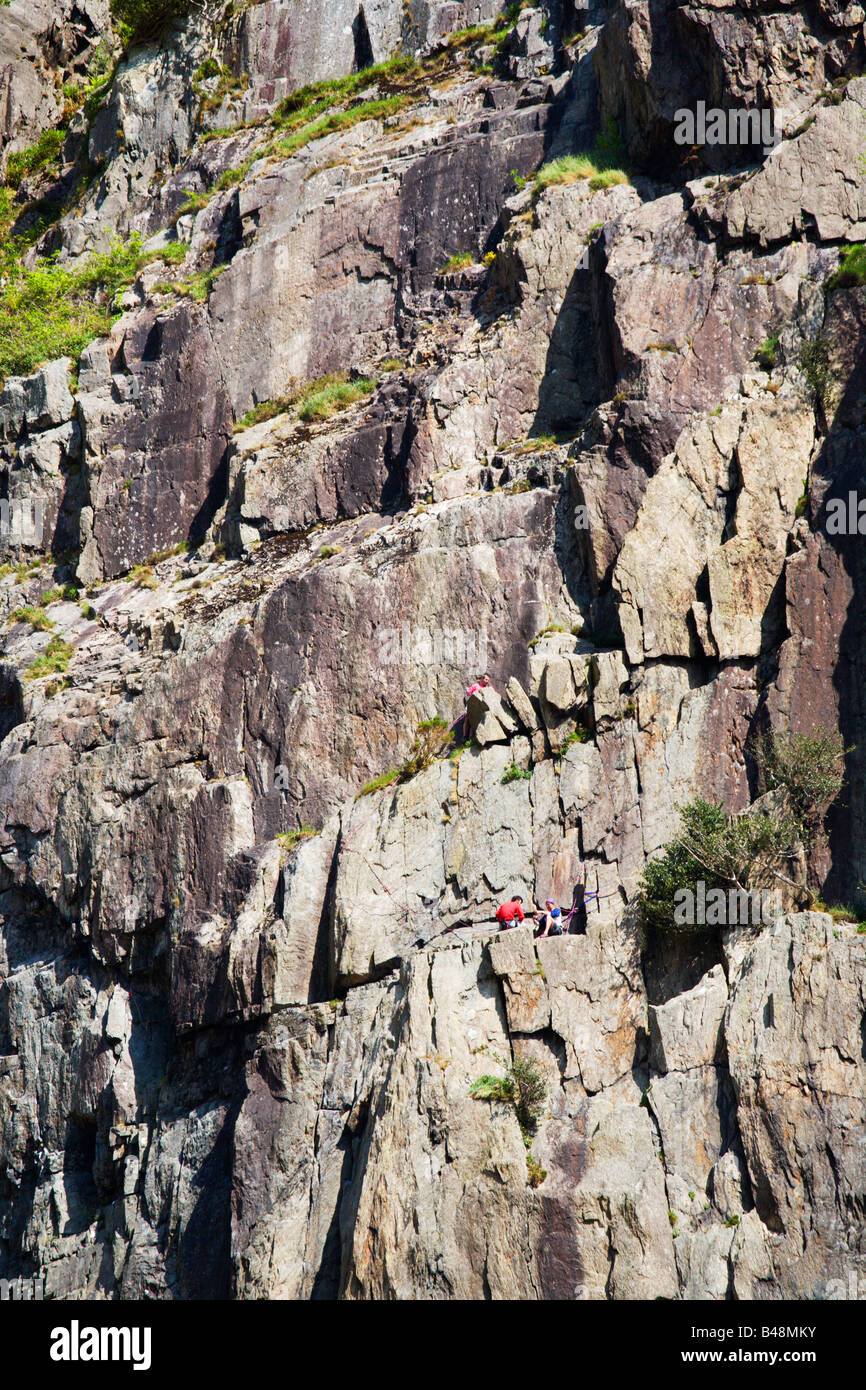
[754,726,849,846]
[639,728,850,931]
[110,0,190,46]
[469,1054,546,1136]
[639,797,799,932]
[0,236,148,381]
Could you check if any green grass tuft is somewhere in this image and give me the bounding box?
[438,251,474,274]
[8,606,54,631]
[296,374,376,422]
[23,636,73,681]
[828,243,866,290]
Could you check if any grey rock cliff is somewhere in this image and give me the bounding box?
[0,0,863,1301]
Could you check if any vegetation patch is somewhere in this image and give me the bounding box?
[534,122,630,196]
[277,824,318,851]
[560,724,592,751]
[23,636,73,681]
[0,233,184,382]
[8,606,54,632]
[296,373,376,422]
[470,1053,547,1137]
[233,398,293,432]
[5,129,66,191]
[638,728,849,931]
[356,718,456,798]
[438,251,474,275]
[110,0,190,47]
[356,767,402,798]
[828,243,866,290]
[755,334,779,369]
[502,761,532,784]
[799,335,831,410]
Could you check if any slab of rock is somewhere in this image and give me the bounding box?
[505,675,539,731]
[466,686,518,744]
[648,964,728,1073]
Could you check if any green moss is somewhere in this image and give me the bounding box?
[755,334,779,370]
[560,724,592,751]
[794,478,809,519]
[277,824,318,851]
[502,762,533,783]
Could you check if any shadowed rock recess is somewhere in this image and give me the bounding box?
[0,0,864,1301]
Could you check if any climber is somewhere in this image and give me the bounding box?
[461,672,492,739]
[466,673,491,701]
[567,863,598,935]
[495,895,525,929]
[535,898,564,937]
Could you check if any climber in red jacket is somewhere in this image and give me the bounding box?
[495,895,525,929]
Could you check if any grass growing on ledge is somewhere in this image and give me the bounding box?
[8,606,54,631]
[828,243,866,290]
[356,767,402,798]
[438,251,474,274]
[22,636,73,681]
[755,334,779,369]
[534,119,630,197]
[560,724,592,752]
[502,762,532,784]
[812,899,866,925]
[233,398,294,432]
[234,371,379,432]
[277,825,318,851]
[271,94,411,161]
[152,264,226,302]
[273,55,418,130]
[356,718,455,798]
[296,373,376,422]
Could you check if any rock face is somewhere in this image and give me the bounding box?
[0,0,864,1302]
